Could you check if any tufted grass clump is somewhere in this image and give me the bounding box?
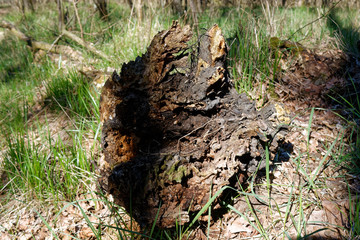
[44,71,99,121]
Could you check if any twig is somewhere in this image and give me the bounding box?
[0,19,29,41]
[52,96,77,129]
[72,0,84,40]
[0,19,83,60]
[287,0,343,41]
[62,29,110,61]
[70,20,121,37]
[47,33,64,54]
[56,0,64,33]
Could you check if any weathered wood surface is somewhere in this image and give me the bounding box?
[99,21,288,228]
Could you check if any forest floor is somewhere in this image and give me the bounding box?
[0,2,360,240]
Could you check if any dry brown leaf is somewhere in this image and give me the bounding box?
[323,200,349,228]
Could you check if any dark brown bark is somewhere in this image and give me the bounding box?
[99,21,289,228]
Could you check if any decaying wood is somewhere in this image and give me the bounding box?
[99,21,289,228]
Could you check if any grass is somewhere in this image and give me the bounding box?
[228,13,272,94]
[3,117,97,202]
[0,43,100,204]
[44,70,99,120]
[223,126,354,239]
[1,1,360,239]
[329,78,360,177]
[327,7,360,56]
[0,35,39,134]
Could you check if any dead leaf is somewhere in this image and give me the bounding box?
[323,200,349,228]
[227,217,252,234]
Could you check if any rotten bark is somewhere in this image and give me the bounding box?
[99,21,289,228]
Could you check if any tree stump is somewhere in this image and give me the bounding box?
[99,21,288,228]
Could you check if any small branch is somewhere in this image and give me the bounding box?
[72,0,84,40]
[62,29,110,61]
[0,19,29,41]
[70,20,120,37]
[56,0,64,32]
[46,33,64,54]
[1,19,109,62]
[0,19,82,60]
[94,0,109,21]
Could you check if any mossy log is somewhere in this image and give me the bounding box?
[99,21,289,228]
